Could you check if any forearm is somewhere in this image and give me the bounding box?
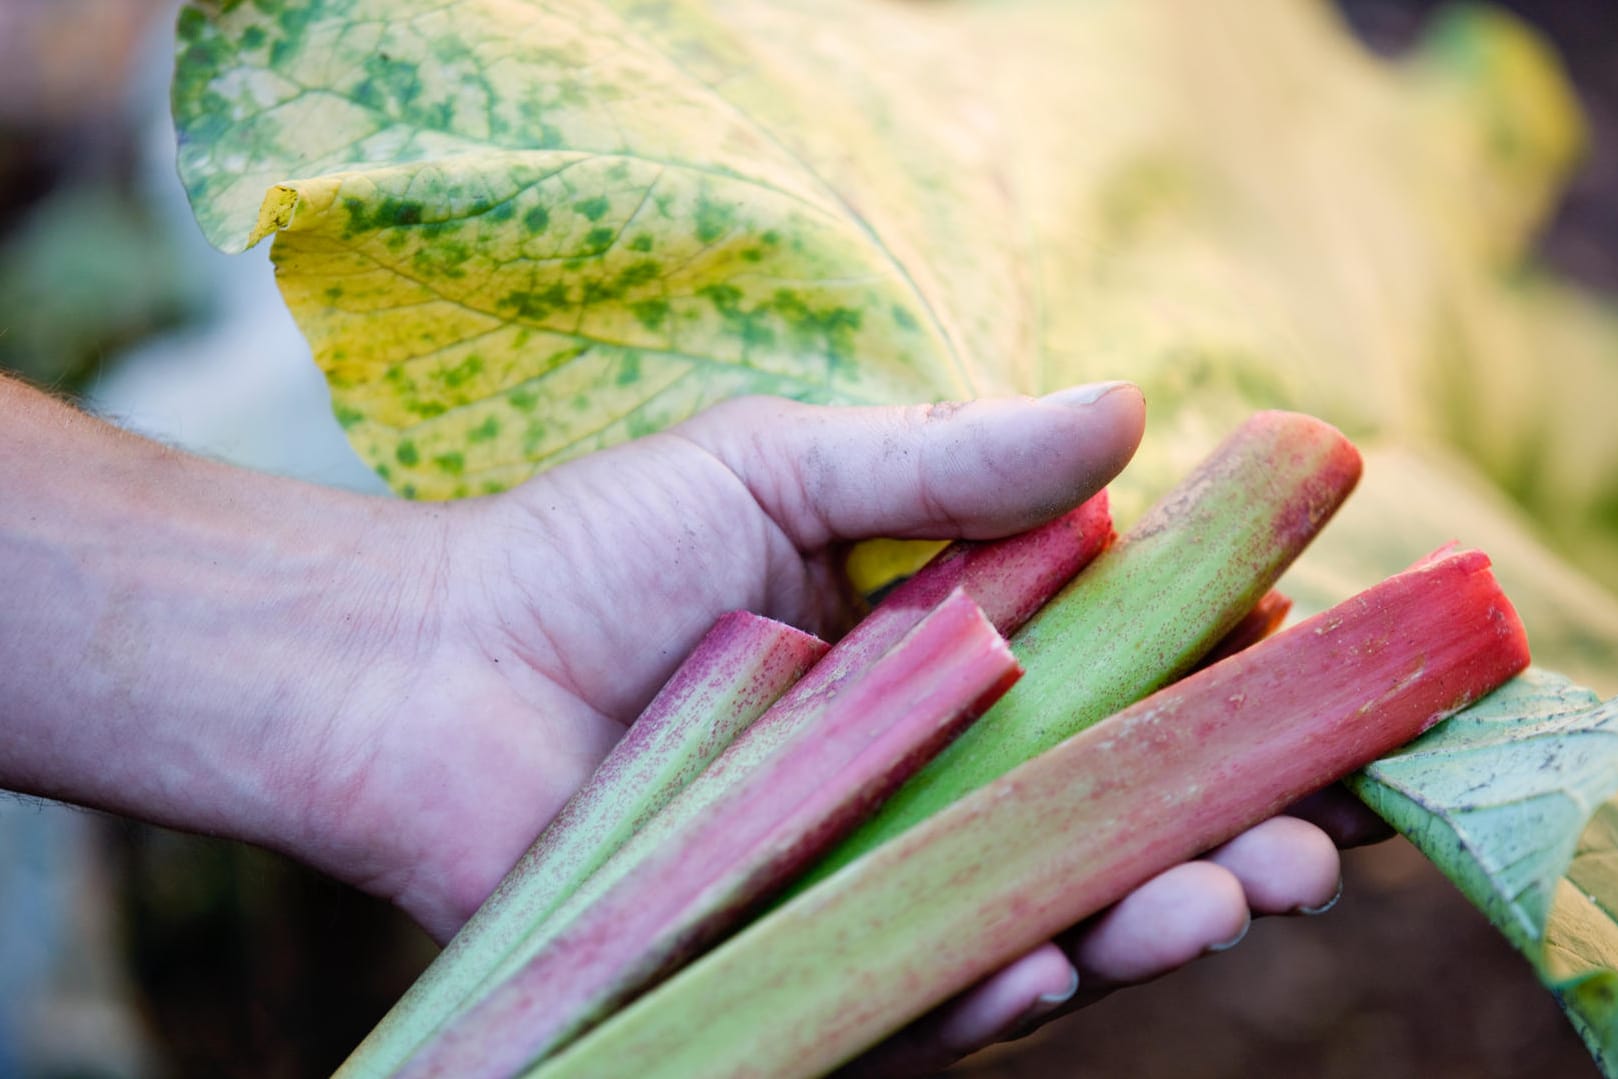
[0,375,441,853]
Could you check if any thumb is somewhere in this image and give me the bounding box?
[671,382,1145,549]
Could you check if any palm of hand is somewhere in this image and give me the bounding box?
[335,413,863,941]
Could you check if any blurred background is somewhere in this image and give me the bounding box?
[0,0,1613,1076]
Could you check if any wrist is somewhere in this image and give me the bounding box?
[0,379,447,863]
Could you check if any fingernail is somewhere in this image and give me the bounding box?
[1205,913,1251,954]
[1040,381,1135,408]
[1004,968,1080,1041]
[1296,877,1343,916]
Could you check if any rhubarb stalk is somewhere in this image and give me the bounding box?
[397,588,1022,1079]
[336,612,826,1079]
[801,411,1361,888]
[424,493,1111,1027]
[530,548,1530,1079]
[1193,589,1293,671]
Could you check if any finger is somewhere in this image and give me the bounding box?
[1287,784,1396,848]
[1203,815,1342,915]
[672,383,1145,549]
[1063,860,1249,994]
[831,942,1077,1079]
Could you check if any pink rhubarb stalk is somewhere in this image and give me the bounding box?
[531,547,1530,1079]
[441,494,1111,1014]
[397,588,1022,1078]
[336,612,826,1079]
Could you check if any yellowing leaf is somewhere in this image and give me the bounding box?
[172,0,1618,596]
[261,153,964,494]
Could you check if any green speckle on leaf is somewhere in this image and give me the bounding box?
[628,234,654,252]
[618,260,660,288]
[523,205,551,234]
[694,193,735,244]
[442,354,485,387]
[523,423,550,454]
[395,440,420,467]
[382,198,425,228]
[574,195,611,222]
[434,451,467,475]
[616,353,642,385]
[499,283,571,320]
[469,416,501,442]
[360,52,425,110]
[698,283,743,313]
[631,298,670,331]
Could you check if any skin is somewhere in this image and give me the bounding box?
[0,373,1372,1074]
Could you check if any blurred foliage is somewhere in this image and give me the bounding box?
[0,0,208,393]
[111,826,435,1079]
[0,184,207,393]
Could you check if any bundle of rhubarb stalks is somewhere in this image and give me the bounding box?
[341,412,1531,1079]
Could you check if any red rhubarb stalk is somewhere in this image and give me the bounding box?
[530,547,1530,1079]
[799,411,1360,890]
[449,495,1110,1007]
[336,612,826,1079]
[397,589,1022,1078]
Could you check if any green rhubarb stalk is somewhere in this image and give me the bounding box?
[1192,588,1293,671]
[336,611,826,1079]
[799,410,1361,890]
[529,547,1531,1079]
[396,589,1022,1079]
[429,493,1111,1023]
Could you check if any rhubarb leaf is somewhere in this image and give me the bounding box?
[171,0,1618,684]
[1350,670,1618,1072]
[172,0,999,497]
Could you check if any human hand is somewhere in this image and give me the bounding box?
[311,384,1147,936]
[0,375,1373,1074]
[296,384,1369,1072]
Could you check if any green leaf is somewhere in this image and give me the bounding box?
[1350,670,1618,1071]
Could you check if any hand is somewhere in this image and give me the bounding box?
[298,384,1366,1072]
[0,376,1374,1075]
[311,385,1149,935]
